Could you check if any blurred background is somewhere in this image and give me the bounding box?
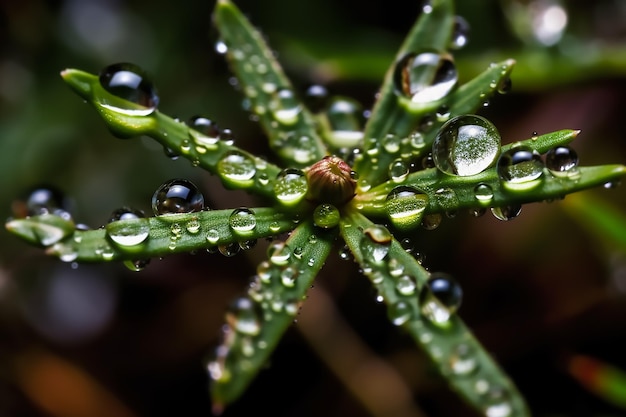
[1,0,626,416]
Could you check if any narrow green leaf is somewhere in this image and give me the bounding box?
[213,0,327,169]
[355,130,626,220]
[209,220,336,410]
[340,210,530,416]
[10,208,296,263]
[354,0,455,185]
[61,68,284,201]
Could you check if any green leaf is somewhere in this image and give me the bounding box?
[355,130,626,222]
[209,220,336,410]
[61,68,284,201]
[9,209,297,263]
[340,210,530,416]
[213,0,327,169]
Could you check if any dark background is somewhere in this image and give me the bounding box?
[1,0,626,416]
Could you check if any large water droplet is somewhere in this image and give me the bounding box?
[20,185,69,217]
[152,179,204,215]
[385,186,429,231]
[226,296,261,336]
[274,168,308,205]
[420,273,462,326]
[106,207,150,247]
[229,208,257,235]
[313,204,340,229]
[433,115,501,176]
[545,145,578,177]
[497,146,544,190]
[326,97,365,147]
[217,151,257,186]
[361,225,392,264]
[98,63,159,116]
[393,50,458,103]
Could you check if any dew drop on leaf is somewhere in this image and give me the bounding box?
[304,84,328,113]
[389,300,412,326]
[385,186,429,231]
[450,15,470,49]
[473,183,494,205]
[226,296,262,336]
[217,151,256,186]
[313,204,340,229]
[229,208,257,234]
[326,97,365,147]
[396,274,417,296]
[361,224,392,264]
[433,115,501,176]
[490,204,522,221]
[420,273,462,326]
[273,168,308,205]
[151,179,204,215]
[268,241,291,266]
[106,207,150,247]
[98,63,159,116]
[448,343,478,376]
[270,88,301,125]
[393,50,457,103]
[545,145,578,177]
[497,147,544,190]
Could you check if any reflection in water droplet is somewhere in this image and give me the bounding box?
[474,183,494,205]
[433,115,501,176]
[420,273,462,326]
[545,145,578,177]
[393,50,457,103]
[361,225,392,263]
[152,179,204,215]
[106,208,150,247]
[497,147,544,190]
[385,186,429,231]
[229,208,257,234]
[98,63,159,116]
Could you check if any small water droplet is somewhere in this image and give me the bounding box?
[188,115,220,150]
[326,97,365,147]
[420,273,462,326]
[421,213,442,230]
[389,301,413,326]
[304,84,328,113]
[274,168,308,205]
[382,133,401,154]
[393,50,458,103]
[497,146,544,190]
[152,179,204,215]
[226,296,261,336]
[433,115,501,176]
[490,204,522,221]
[20,185,68,217]
[218,151,256,186]
[474,183,494,205]
[361,225,392,263]
[448,343,478,376]
[280,266,298,287]
[388,159,410,183]
[186,217,201,234]
[385,186,429,231]
[396,274,417,296]
[98,63,158,116]
[123,258,150,272]
[218,242,240,257]
[268,241,291,266]
[387,257,405,277]
[206,229,220,244]
[229,208,257,235]
[270,88,301,125]
[313,204,340,229]
[450,15,470,49]
[545,145,578,177]
[215,39,228,54]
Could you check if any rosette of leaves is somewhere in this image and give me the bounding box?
[6,0,625,415]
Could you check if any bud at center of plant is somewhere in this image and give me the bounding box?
[306,156,357,205]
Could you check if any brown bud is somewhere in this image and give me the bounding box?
[305,156,357,205]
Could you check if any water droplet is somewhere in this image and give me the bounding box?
[388,159,409,183]
[274,168,308,205]
[215,39,228,54]
[206,229,220,244]
[218,242,240,257]
[497,146,544,190]
[217,151,256,186]
[188,115,220,150]
[229,208,257,235]
[98,63,158,116]
[389,301,412,326]
[382,133,401,154]
[474,183,494,205]
[421,213,442,230]
[448,343,478,376]
[434,188,459,213]
[433,115,501,176]
[20,185,69,217]
[226,296,261,336]
[106,208,149,247]
[409,131,426,150]
[313,204,340,229]
[270,88,301,125]
[385,186,429,231]
[545,145,578,177]
[450,16,470,49]
[339,245,351,261]
[387,257,405,277]
[186,217,201,234]
[491,205,522,221]
[396,274,417,296]
[393,50,457,103]
[152,179,204,215]
[435,104,451,122]
[326,97,365,147]
[483,387,513,417]
[420,273,462,326]
[304,84,328,113]
[496,77,512,94]
[280,266,298,287]
[268,241,291,266]
[123,258,150,272]
[361,225,392,264]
